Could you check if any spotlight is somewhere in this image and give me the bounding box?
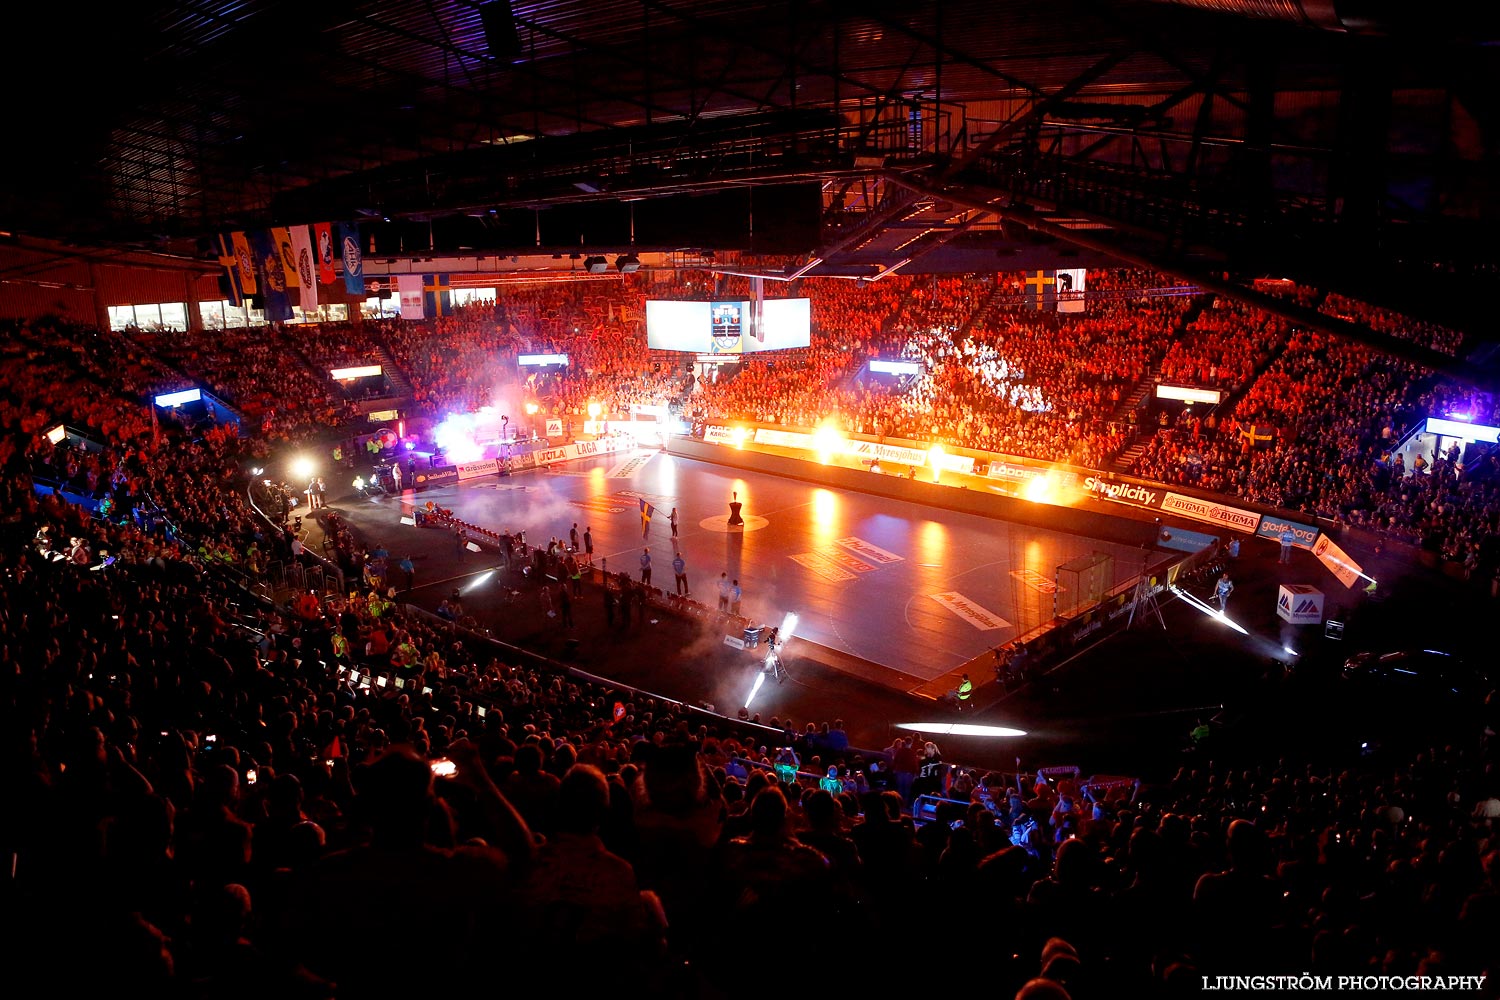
[463,570,495,593]
[745,671,767,709]
[1169,585,1249,635]
[928,443,946,482]
[896,722,1028,738]
[588,401,602,419]
[1283,646,1299,657]
[250,467,264,477]
[291,457,314,480]
[353,476,366,491]
[524,402,539,415]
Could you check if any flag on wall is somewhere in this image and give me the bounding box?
[269,227,300,290]
[422,274,453,317]
[290,225,319,313]
[337,222,364,296]
[397,275,424,319]
[1023,269,1055,310]
[247,230,293,322]
[215,233,244,305]
[230,231,257,296]
[314,222,337,285]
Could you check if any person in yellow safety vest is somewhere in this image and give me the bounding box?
[333,445,343,463]
[331,630,350,661]
[957,673,973,702]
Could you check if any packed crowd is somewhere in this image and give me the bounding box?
[4,283,1500,998]
[1133,295,1497,568]
[3,532,1497,996]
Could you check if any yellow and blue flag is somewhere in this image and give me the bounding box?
[639,497,655,532]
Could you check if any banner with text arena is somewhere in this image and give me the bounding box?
[930,593,1013,631]
[1161,492,1260,532]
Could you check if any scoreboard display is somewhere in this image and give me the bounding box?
[646,298,810,353]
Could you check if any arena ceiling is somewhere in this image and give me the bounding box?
[3,0,1497,337]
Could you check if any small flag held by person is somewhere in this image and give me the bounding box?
[639,497,655,535]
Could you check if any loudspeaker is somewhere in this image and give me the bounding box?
[584,256,609,274]
[480,2,522,61]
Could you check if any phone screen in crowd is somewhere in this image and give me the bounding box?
[245,769,258,785]
[430,759,457,778]
[477,706,487,717]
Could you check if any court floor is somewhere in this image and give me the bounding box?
[354,449,1151,683]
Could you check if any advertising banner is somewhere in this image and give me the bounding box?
[835,537,904,564]
[412,465,459,489]
[754,428,816,450]
[703,425,737,445]
[930,592,1013,631]
[544,418,563,438]
[938,453,976,476]
[1082,475,1163,509]
[533,446,574,466]
[456,459,499,481]
[1276,584,1325,624]
[1312,535,1364,589]
[845,439,930,466]
[1255,515,1321,550]
[989,461,1046,483]
[1161,492,1260,532]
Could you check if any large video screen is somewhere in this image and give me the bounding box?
[646,300,710,352]
[646,298,811,353]
[747,298,811,353]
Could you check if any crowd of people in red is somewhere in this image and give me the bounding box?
[4,277,1499,999]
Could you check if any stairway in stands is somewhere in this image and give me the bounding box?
[952,279,1006,342]
[370,340,414,399]
[1110,438,1152,472]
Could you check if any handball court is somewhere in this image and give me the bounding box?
[336,448,1152,692]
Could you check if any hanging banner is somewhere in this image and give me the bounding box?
[1312,535,1364,590]
[231,231,257,295]
[397,275,424,320]
[314,222,337,285]
[247,230,292,321]
[214,233,244,305]
[269,227,301,289]
[337,222,364,296]
[290,225,319,312]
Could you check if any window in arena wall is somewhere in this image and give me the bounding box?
[362,297,399,319]
[201,300,253,329]
[108,302,187,332]
[451,287,495,307]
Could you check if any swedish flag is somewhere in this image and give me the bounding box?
[639,497,655,535]
[423,274,453,317]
